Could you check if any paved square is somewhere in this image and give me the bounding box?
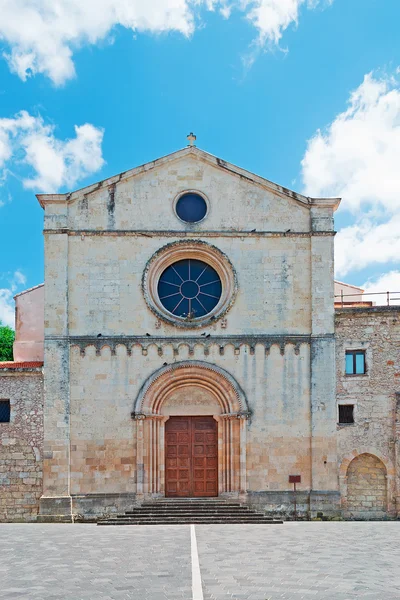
[0,524,191,600]
[0,522,399,599]
[196,522,400,600]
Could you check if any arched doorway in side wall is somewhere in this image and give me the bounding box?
[346,453,387,519]
[132,361,250,499]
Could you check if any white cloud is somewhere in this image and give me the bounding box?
[362,271,400,305]
[243,0,330,47]
[301,71,400,280]
[302,72,400,214]
[13,270,26,286]
[0,289,14,327]
[0,0,332,85]
[0,111,104,193]
[335,215,400,278]
[0,270,26,328]
[220,4,232,19]
[0,0,195,85]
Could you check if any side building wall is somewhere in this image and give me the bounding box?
[14,284,45,362]
[0,369,44,521]
[335,307,400,519]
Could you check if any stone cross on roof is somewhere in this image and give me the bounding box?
[187,132,196,146]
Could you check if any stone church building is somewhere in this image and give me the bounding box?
[1,146,399,521]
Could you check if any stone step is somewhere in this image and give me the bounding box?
[119,512,271,519]
[129,504,250,508]
[123,508,252,514]
[98,518,283,525]
[141,501,242,505]
[141,502,240,507]
[122,512,258,519]
[99,513,279,523]
[96,499,282,526]
[119,514,273,521]
[138,504,244,511]
[143,498,228,501]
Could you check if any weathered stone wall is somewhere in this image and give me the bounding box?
[0,371,44,521]
[68,343,312,497]
[65,152,311,234]
[336,307,400,518]
[67,234,313,337]
[346,453,387,518]
[39,149,339,519]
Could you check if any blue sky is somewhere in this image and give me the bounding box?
[1,0,400,325]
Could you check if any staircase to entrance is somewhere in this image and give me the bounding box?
[97,498,283,525]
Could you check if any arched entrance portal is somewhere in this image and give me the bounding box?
[132,361,250,498]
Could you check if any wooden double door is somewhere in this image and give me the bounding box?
[165,416,218,497]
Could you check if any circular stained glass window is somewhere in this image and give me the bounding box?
[175,193,207,223]
[158,259,222,318]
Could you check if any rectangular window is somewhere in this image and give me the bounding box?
[338,404,354,424]
[345,350,366,375]
[0,400,10,423]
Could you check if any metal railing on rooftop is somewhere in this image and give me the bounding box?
[334,290,400,307]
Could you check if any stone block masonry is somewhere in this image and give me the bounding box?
[37,149,340,520]
[336,306,400,519]
[0,369,43,521]
[3,149,400,523]
[347,453,387,518]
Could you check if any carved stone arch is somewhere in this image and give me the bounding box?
[132,361,250,498]
[99,343,113,356]
[222,342,236,354]
[339,448,396,518]
[114,343,128,356]
[176,342,192,357]
[339,447,395,478]
[70,343,84,357]
[132,360,249,417]
[82,343,97,357]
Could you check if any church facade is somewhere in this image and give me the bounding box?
[1,146,399,521]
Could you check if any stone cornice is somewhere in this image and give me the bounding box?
[309,197,341,211]
[37,193,67,209]
[0,368,43,376]
[335,306,400,317]
[51,334,320,357]
[43,228,336,238]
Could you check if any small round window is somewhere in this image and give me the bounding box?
[175,193,207,223]
[158,259,221,318]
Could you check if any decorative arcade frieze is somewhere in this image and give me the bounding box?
[65,334,316,357]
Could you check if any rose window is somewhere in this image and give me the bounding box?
[157,259,222,318]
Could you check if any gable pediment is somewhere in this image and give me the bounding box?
[37,147,340,232]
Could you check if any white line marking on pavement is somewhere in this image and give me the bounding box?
[190,524,204,600]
